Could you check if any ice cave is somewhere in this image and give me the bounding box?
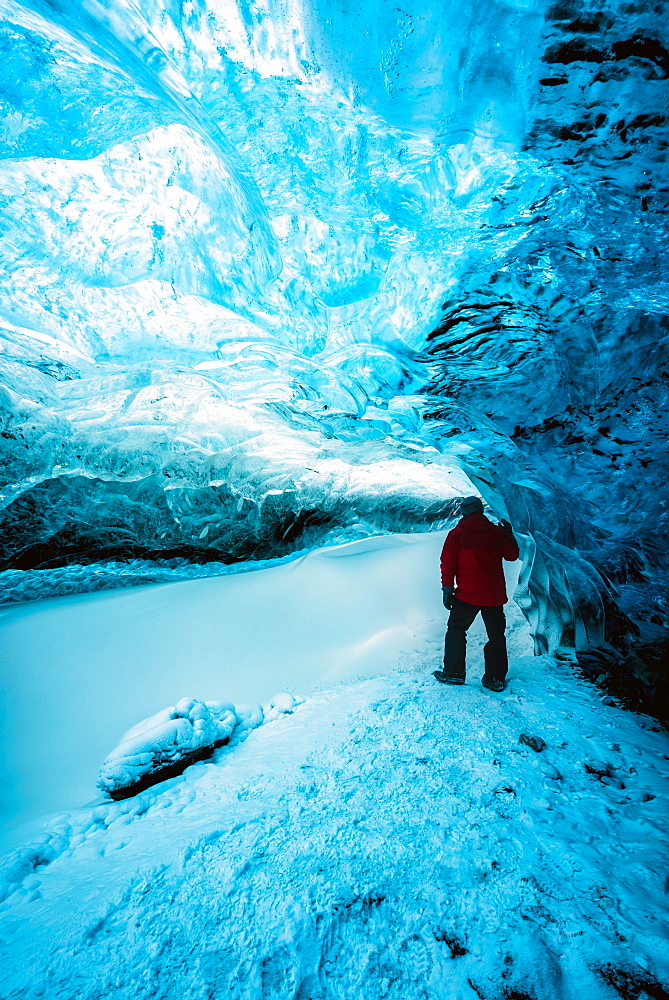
[0,0,667,997]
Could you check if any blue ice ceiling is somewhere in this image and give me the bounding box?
[0,0,667,710]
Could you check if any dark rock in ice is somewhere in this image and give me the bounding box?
[106,738,230,801]
[519,733,546,753]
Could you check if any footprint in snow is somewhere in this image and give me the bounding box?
[320,898,433,999]
[261,945,298,998]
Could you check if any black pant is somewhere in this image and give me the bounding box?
[443,598,508,682]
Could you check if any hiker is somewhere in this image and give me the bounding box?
[433,495,519,692]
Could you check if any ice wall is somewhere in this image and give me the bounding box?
[0,0,667,707]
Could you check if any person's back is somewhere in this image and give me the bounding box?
[434,496,519,692]
[441,512,518,607]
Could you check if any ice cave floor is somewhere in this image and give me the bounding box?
[1,610,668,999]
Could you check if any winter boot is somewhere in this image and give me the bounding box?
[482,676,506,693]
[433,670,466,685]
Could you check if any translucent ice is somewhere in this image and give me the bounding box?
[0,0,667,699]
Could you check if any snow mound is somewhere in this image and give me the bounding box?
[97,697,238,797]
[263,692,300,723]
[97,694,301,798]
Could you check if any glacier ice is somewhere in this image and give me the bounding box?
[0,0,667,712]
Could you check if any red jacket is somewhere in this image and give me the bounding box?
[440,514,519,606]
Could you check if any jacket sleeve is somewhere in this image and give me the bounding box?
[501,528,520,562]
[440,531,457,587]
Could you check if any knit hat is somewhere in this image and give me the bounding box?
[459,495,484,516]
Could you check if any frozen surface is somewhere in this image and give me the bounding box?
[1,518,667,999]
[1,644,667,997]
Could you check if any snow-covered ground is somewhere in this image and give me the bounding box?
[0,534,667,998]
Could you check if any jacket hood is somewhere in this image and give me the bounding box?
[458,513,495,532]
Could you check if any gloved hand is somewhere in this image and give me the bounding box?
[499,519,513,534]
[442,586,454,610]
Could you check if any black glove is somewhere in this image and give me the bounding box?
[499,519,513,534]
[442,586,454,610]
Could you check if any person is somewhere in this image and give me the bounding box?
[433,495,519,692]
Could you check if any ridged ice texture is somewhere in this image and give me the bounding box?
[0,0,667,685]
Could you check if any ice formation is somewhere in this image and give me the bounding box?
[0,0,667,711]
